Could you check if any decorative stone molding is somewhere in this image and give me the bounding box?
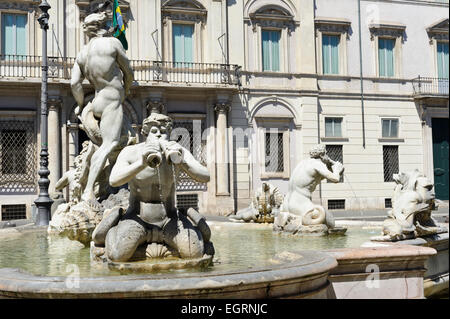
[369,23,406,42]
[214,102,231,114]
[0,0,39,12]
[48,97,62,112]
[76,0,130,20]
[426,18,449,44]
[146,99,166,115]
[162,0,207,25]
[315,18,352,39]
[248,6,297,33]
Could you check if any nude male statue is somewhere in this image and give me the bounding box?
[70,11,134,208]
[275,144,344,231]
[92,113,213,262]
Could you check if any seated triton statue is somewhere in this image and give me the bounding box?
[91,112,214,263]
[372,170,448,241]
[273,144,346,235]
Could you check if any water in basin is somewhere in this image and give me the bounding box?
[0,222,381,277]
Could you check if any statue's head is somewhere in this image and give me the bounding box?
[394,170,435,204]
[309,144,327,159]
[141,112,173,141]
[262,182,270,192]
[83,12,110,38]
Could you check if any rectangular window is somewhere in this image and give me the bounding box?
[176,194,199,214]
[172,119,206,192]
[385,198,392,209]
[265,132,284,172]
[172,24,194,64]
[383,145,399,182]
[1,204,27,221]
[382,119,399,138]
[378,38,395,77]
[322,35,340,75]
[437,42,449,79]
[325,117,343,137]
[262,30,281,72]
[328,199,345,210]
[1,129,27,174]
[1,13,27,57]
[0,120,36,193]
[326,145,344,183]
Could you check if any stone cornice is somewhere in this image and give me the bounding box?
[0,0,39,12]
[426,18,449,43]
[315,18,352,38]
[369,22,407,41]
[76,0,130,20]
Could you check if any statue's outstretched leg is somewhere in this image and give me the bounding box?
[81,101,124,209]
[105,217,147,262]
[163,212,204,259]
[92,207,123,246]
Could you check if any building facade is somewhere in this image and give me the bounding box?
[0,0,448,221]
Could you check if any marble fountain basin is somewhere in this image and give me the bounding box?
[0,220,446,299]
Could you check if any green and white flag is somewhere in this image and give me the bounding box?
[113,0,128,50]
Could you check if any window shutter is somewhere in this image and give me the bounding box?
[331,35,339,74]
[437,42,449,79]
[15,15,27,56]
[2,14,15,56]
[183,25,194,63]
[378,38,386,77]
[271,31,280,71]
[386,39,395,77]
[322,35,330,74]
[172,24,183,63]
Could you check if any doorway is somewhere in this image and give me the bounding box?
[432,118,449,200]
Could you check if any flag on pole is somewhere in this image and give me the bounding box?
[113,0,128,50]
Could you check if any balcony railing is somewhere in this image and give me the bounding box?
[130,60,241,85]
[0,55,241,86]
[412,76,449,96]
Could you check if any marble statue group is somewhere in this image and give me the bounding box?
[49,10,446,270]
[49,11,214,268]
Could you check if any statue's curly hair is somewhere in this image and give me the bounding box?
[309,144,327,159]
[82,12,109,37]
[141,113,173,136]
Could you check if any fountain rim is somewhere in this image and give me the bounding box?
[0,250,337,298]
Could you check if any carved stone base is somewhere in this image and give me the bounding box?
[371,228,448,242]
[48,189,130,246]
[273,212,346,236]
[90,241,213,273]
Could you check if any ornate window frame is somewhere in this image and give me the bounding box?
[369,23,406,78]
[0,1,38,57]
[426,18,449,78]
[245,5,298,73]
[315,18,351,76]
[161,0,207,63]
